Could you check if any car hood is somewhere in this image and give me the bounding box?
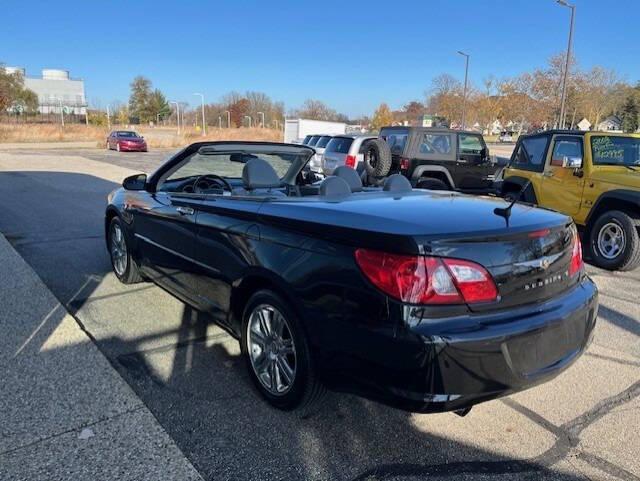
[590,166,640,189]
[259,191,569,240]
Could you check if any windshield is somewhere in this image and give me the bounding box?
[591,136,640,166]
[117,131,139,137]
[307,136,321,146]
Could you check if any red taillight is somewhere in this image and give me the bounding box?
[345,155,357,168]
[354,249,498,305]
[569,231,584,277]
[400,157,410,170]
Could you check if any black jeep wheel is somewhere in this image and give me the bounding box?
[588,210,640,271]
[363,139,392,178]
[417,178,449,191]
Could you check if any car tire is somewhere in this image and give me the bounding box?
[363,139,392,178]
[588,210,640,271]
[241,289,326,411]
[106,141,111,150]
[108,217,144,284]
[417,178,449,190]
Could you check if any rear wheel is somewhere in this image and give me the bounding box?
[417,178,449,190]
[588,210,640,271]
[241,290,325,411]
[108,217,144,283]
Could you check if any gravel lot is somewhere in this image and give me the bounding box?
[0,145,638,481]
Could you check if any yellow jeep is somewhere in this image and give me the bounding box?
[499,130,640,271]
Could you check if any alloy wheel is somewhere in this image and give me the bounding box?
[247,304,296,396]
[110,223,128,276]
[597,221,625,260]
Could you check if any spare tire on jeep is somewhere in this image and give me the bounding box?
[363,139,392,179]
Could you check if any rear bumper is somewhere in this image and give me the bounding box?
[325,276,598,413]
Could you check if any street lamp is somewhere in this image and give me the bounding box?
[193,93,206,136]
[224,110,231,128]
[457,51,470,129]
[556,0,575,129]
[257,111,265,128]
[244,115,252,128]
[170,101,180,134]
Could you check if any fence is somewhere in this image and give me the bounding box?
[1,101,88,124]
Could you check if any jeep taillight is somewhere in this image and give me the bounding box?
[400,157,410,170]
[569,230,584,277]
[345,155,357,168]
[354,249,498,305]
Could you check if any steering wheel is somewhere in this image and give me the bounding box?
[193,174,234,194]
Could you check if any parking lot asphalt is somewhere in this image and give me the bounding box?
[0,146,638,481]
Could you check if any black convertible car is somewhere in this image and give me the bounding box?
[105,141,598,414]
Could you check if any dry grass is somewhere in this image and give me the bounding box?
[0,123,283,148]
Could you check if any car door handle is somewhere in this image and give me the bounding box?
[543,171,554,177]
[176,206,195,216]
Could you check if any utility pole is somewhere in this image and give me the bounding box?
[193,93,206,136]
[58,99,64,127]
[557,0,575,129]
[457,51,470,129]
[170,101,180,134]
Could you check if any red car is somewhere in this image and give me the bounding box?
[106,131,148,152]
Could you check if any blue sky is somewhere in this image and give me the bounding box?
[2,0,638,117]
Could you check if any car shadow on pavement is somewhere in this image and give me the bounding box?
[1,170,638,481]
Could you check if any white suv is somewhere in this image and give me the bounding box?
[321,135,376,175]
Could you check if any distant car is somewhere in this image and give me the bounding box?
[301,135,313,145]
[308,135,333,173]
[322,134,376,175]
[107,131,148,152]
[499,131,515,143]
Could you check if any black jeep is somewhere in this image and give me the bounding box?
[377,126,501,193]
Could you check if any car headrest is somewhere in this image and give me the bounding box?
[319,176,351,200]
[333,165,363,192]
[383,174,412,193]
[242,158,281,189]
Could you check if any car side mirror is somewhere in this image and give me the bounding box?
[122,173,147,191]
[562,155,583,169]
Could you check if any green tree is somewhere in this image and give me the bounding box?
[149,89,171,122]
[128,76,154,123]
[0,65,38,112]
[621,95,639,133]
[371,103,393,130]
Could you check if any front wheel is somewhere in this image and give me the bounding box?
[108,217,144,283]
[241,290,325,411]
[588,210,640,271]
[417,178,449,191]
[116,142,121,152]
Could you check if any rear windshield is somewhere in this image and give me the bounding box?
[325,137,354,154]
[302,135,312,144]
[308,136,321,146]
[380,129,408,155]
[591,136,640,166]
[316,136,332,148]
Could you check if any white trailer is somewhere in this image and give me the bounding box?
[284,119,347,143]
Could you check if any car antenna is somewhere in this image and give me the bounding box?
[493,180,532,226]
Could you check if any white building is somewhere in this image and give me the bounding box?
[596,116,622,132]
[7,67,87,115]
[577,118,592,131]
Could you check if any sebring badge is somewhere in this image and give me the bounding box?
[524,270,569,291]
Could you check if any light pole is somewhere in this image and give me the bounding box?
[257,111,265,128]
[244,115,252,128]
[457,51,470,129]
[170,101,180,134]
[557,0,575,129]
[224,110,231,128]
[193,93,206,136]
[58,99,65,127]
[106,104,111,130]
